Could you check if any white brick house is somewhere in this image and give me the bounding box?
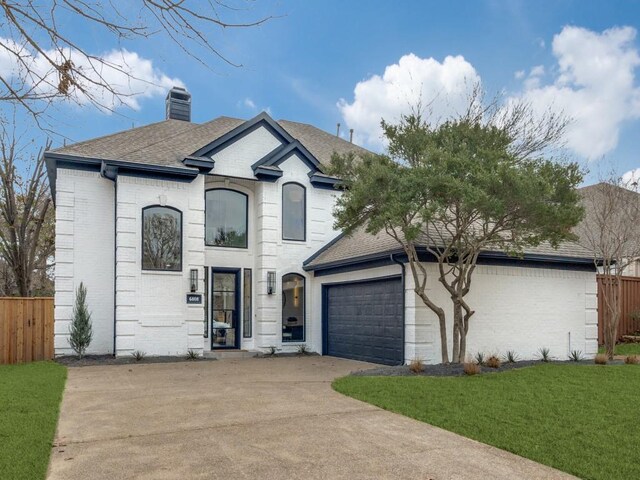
[45,88,598,364]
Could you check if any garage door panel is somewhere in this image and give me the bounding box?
[324,277,403,366]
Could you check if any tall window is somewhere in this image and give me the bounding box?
[282,183,305,241]
[205,189,248,248]
[243,269,252,338]
[142,206,182,271]
[282,273,305,342]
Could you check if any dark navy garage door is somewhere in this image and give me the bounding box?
[323,277,403,366]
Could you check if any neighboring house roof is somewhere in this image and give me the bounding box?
[51,115,369,170]
[304,224,595,271]
[575,182,640,260]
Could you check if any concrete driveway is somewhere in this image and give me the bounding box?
[48,356,574,480]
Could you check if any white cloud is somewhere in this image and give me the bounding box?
[622,168,640,186]
[338,53,480,148]
[243,97,256,109]
[512,26,640,159]
[0,38,183,111]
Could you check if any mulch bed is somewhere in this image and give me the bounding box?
[55,354,216,367]
[351,358,626,377]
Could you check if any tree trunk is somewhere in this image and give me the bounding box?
[452,300,465,363]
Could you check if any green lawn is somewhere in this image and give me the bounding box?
[0,362,67,480]
[334,364,640,480]
[598,343,640,355]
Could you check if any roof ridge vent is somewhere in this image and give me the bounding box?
[166,86,191,122]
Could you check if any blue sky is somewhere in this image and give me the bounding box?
[11,0,640,184]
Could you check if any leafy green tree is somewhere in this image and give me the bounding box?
[69,282,93,358]
[330,96,584,363]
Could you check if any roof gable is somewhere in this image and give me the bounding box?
[192,112,294,158]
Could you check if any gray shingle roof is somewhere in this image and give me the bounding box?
[305,224,594,269]
[53,116,369,169]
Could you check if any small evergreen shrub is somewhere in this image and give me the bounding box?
[474,352,485,366]
[132,350,146,362]
[537,347,552,362]
[68,282,93,359]
[504,350,519,363]
[408,357,425,374]
[185,349,200,360]
[568,350,584,362]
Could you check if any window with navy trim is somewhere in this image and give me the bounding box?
[282,273,305,342]
[142,206,182,271]
[282,183,306,241]
[205,189,248,248]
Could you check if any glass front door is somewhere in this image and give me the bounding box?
[211,269,239,349]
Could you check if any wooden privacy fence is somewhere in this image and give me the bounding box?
[597,275,640,344]
[0,297,54,365]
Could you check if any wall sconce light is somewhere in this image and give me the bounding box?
[190,269,198,293]
[267,271,276,295]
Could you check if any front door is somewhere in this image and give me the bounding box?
[211,269,240,349]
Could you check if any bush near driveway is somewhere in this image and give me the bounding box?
[334,364,640,480]
[0,362,67,480]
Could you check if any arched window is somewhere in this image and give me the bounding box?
[205,189,248,248]
[282,182,306,241]
[282,273,305,342]
[142,206,182,271]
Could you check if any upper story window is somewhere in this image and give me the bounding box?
[205,188,248,248]
[142,206,182,271]
[282,182,306,241]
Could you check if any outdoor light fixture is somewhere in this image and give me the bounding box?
[267,271,276,295]
[190,269,198,293]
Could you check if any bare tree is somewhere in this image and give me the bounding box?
[0,120,53,296]
[577,178,640,359]
[0,1,273,128]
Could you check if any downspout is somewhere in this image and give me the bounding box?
[101,161,118,356]
[112,180,117,356]
[390,253,406,365]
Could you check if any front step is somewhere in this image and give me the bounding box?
[203,350,258,360]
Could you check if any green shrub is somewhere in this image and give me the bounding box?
[69,282,93,359]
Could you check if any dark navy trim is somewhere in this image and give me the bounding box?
[308,172,342,189]
[253,165,283,181]
[210,267,242,349]
[281,272,306,343]
[321,274,403,361]
[204,188,249,249]
[141,205,183,272]
[305,246,596,276]
[251,140,321,172]
[282,182,306,242]
[45,151,200,199]
[302,231,348,267]
[183,156,215,173]
[192,112,293,158]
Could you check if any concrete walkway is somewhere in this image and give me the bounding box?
[48,356,575,479]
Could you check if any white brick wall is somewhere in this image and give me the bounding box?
[404,263,598,363]
[210,126,282,178]
[54,169,115,355]
[114,174,205,356]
